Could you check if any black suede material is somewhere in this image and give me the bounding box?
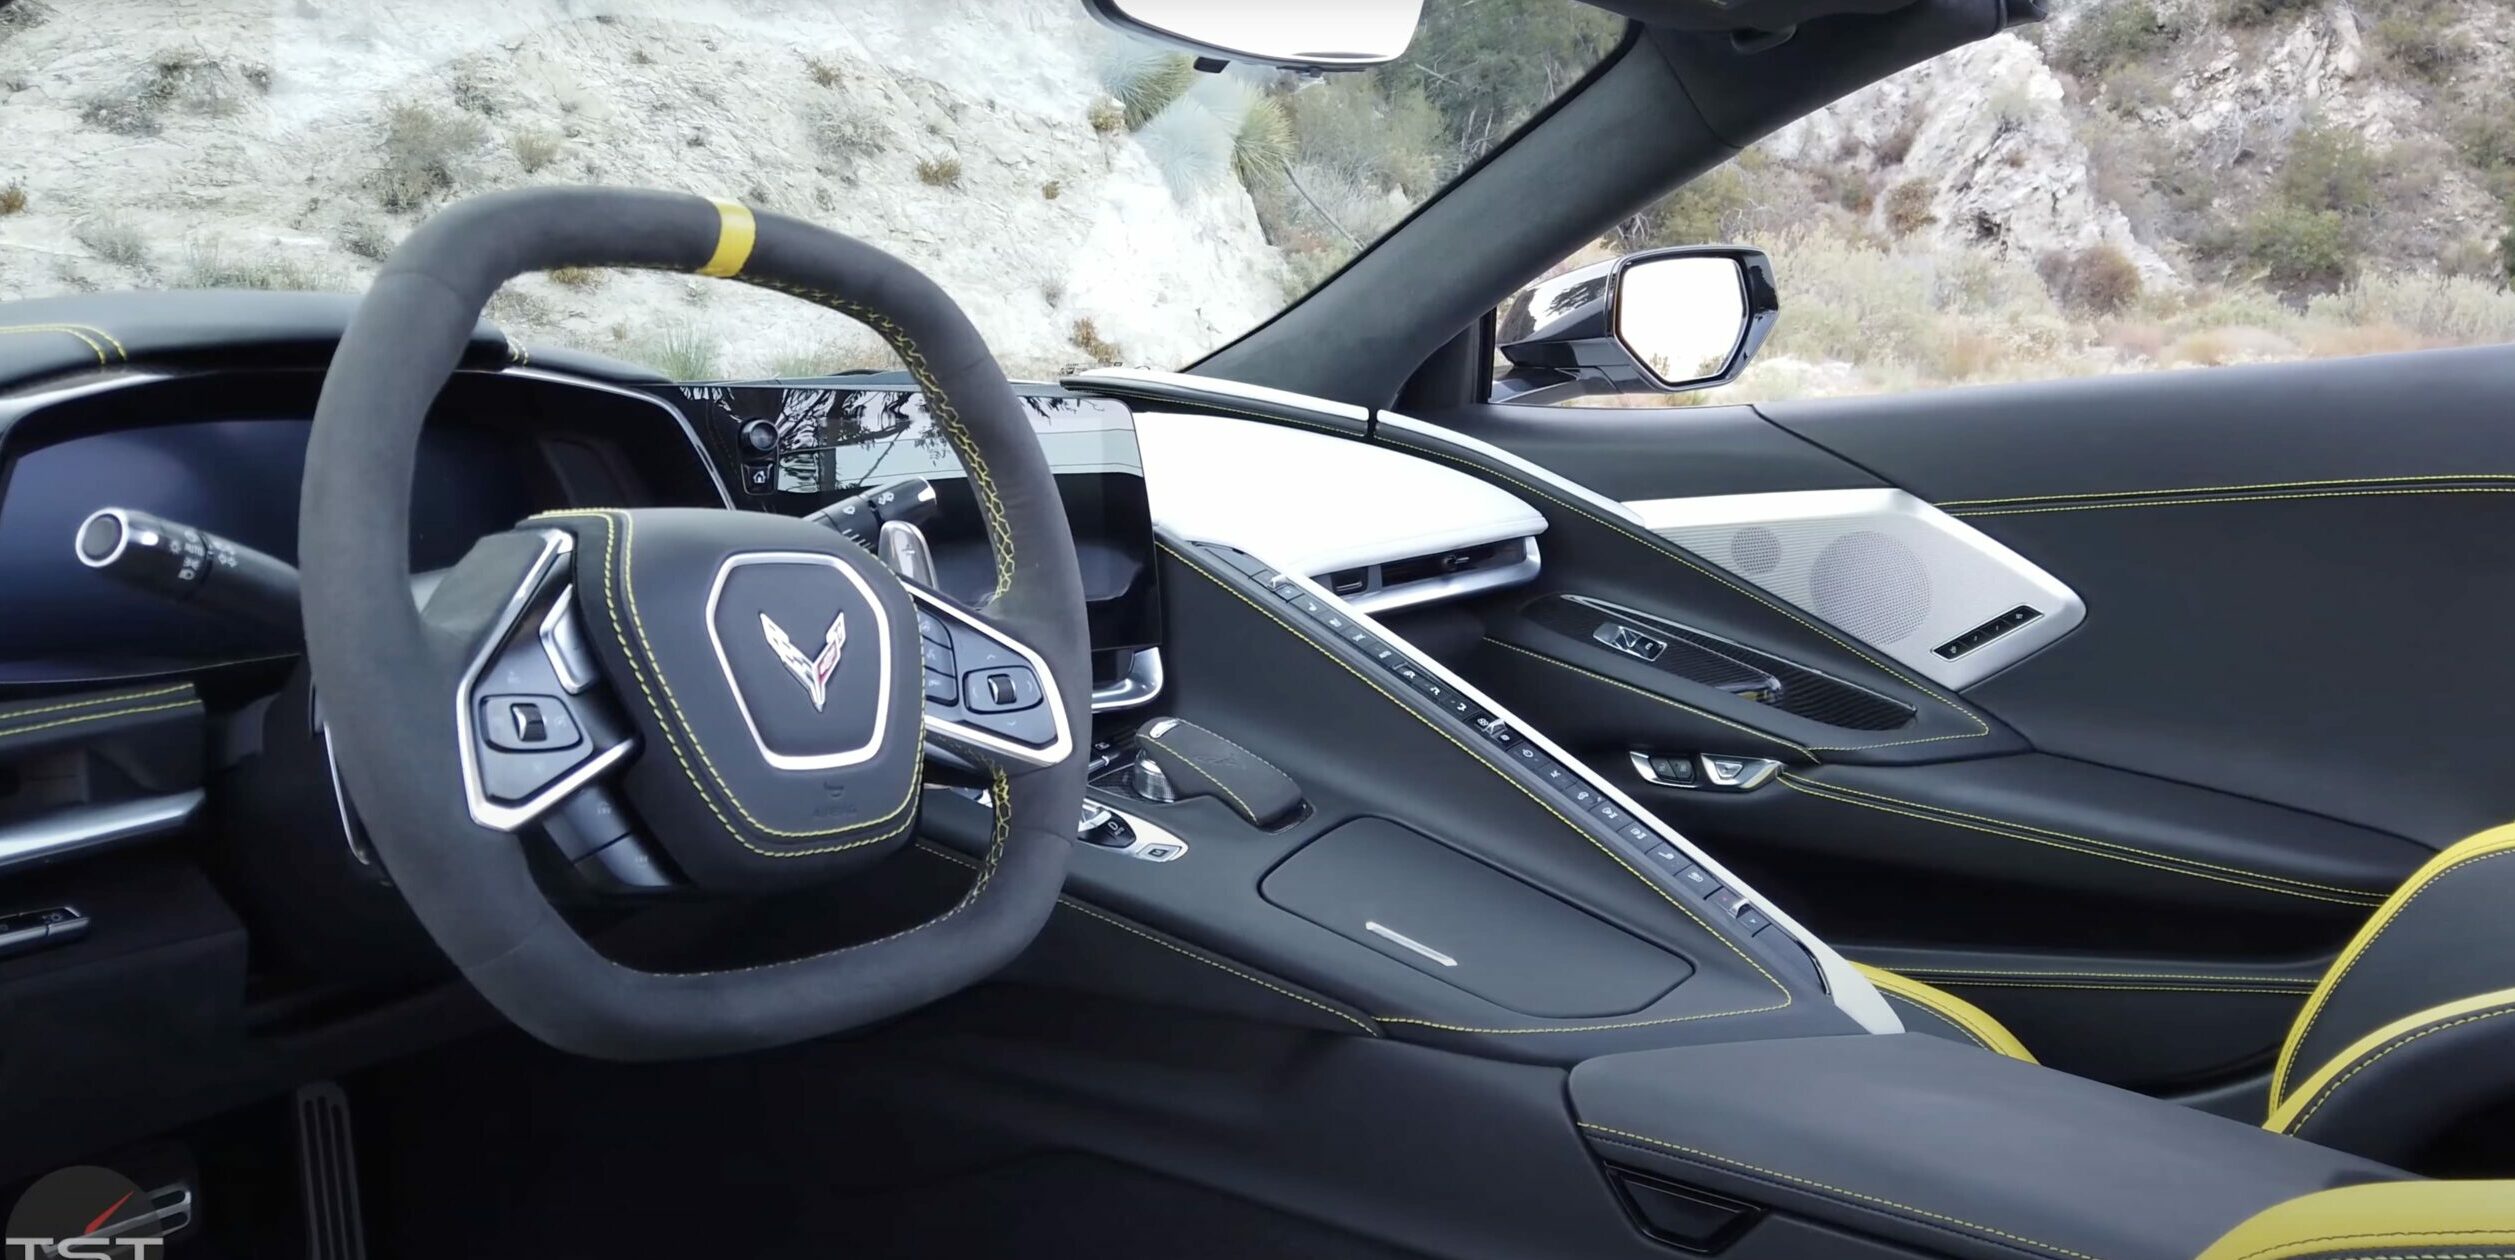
[302,186,1087,1060]
[537,508,925,892]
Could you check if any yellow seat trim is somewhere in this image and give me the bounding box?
[2196,1180,2515,1260]
[696,197,755,278]
[1853,963,2036,1063]
[2265,985,2515,1135]
[2270,819,2515,1108]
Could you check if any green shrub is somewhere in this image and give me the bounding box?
[2276,125,2386,217]
[1099,49,1195,130]
[2373,13,2462,84]
[1641,165,1755,246]
[1233,95,1293,188]
[2219,0,2311,26]
[2239,204,2356,292]
[2049,0,2169,80]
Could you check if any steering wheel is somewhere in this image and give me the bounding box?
[299,188,1090,1060]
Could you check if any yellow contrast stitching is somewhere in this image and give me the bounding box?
[1379,432,1993,751]
[0,699,198,742]
[1909,981,2308,996]
[1134,731,1260,822]
[1161,541,1793,1030]
[1481,639,1816,758]
[1791,775,2379,897]
[532,510,920,851]
[1779,775,2381,907]
[0,323,120,367]
[2275,843,2515,1100]
[1853,963,2033,1060]
[1889,967,2315,984]
[915,841,1379,1036]
[2224,1228,2515,1260]
[1577,1124,2102,1260]
[1940,474,2515,508]
[738,278,1014,603]
[1951,488,2515,518]
[2284,1003,2515,1132]
[0,684,192,724]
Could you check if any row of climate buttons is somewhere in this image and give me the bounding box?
[1193,543,1829,994]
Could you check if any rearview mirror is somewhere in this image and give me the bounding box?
[1086,0,1425,71]
[1493,247,1780,405]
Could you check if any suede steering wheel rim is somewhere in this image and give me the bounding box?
[300,187,1090,1061]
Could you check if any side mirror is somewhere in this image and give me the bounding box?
[1493,247,1779,405]
[1084,0,1424,71]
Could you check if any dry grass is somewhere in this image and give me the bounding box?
[0,182,25,215]
[546,266,601,289]
[76,217,150,268]
[805,56,844,88]
[915,156,963,188]
[1087,99,1124,135]
[1883,179,1934,237]
[373,101,487,211]
[1041,180,1062,200]
[510,127,563,174]
[1068,317,1122,366]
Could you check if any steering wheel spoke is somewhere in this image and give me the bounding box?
[448,530,640,833]
[909,585,1075,771]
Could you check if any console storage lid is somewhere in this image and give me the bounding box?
[1569,1032,2407,1260]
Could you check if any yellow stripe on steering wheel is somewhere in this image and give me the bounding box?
[697,197,756,278]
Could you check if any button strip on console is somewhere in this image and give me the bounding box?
[1195,543,1824,993]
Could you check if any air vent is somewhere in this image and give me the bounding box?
[1329,537,1542,615]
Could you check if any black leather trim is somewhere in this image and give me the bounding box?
[1571,1034,2407,1260]
[2277,991,2515,1167]
[1764,344,2515,843]
[1878,990,1995,1053]
[2276,831,2515,1113]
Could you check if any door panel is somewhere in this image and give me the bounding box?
[1396,345,2504,1095]
[1763,345,2515,844]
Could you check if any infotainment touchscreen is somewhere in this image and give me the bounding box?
[676,382,1161,652]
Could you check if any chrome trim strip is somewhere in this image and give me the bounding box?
[703,551,895,772]
[1344,536,1542,615]
[1065,367,1371,423]
[455,530,639,832]
[0,789,203,875]
[538,584,595,694]
[1092,647,1165,711]
[912,588,1077,769]
[500,366,737,509]
[1365,920,1460,967]
[1261,560,1898,1034]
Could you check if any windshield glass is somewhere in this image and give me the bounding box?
[0,0,1620,379]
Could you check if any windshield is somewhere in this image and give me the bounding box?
[0,0,1620,379]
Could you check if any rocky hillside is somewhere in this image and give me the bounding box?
[0,0,1296,378]
[1627,0,2515,399]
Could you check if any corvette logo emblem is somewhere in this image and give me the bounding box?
[760,611,847,711]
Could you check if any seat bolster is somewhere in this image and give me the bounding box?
[2196,1180,2515,1260]
[1854,963,2036,1063]
[2273,823,2515,1110]
[2266,986,2515,1167]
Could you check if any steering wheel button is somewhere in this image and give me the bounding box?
[922,668,960,706]
[479,693,582,752]
[963,665,1042,714]
[920,638,957,675]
